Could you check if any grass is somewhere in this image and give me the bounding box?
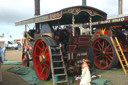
[96,68,124,74]
[39,80,77,85]
[40,80,53,85]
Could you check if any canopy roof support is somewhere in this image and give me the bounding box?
[90,16,92,35]
[72,15,75,36]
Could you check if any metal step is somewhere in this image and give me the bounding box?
[54,67,64,69]
[55,74,66,76]
[56,80,68,84]
[52,54,61,56]
[50,45,58,47]
[53,61,63,63]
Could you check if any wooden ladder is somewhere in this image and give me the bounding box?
[48,45,69,85]
[110,37,128,75]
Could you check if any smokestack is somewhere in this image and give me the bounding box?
[118,0,122,15]
[34,0,40,16]
[82,0,86,6]
[34,0,40,33]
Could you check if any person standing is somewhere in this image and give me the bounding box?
[18,42,21,51]
[1,47,6,61]
[0,47,2,63]
[80,59,91,85]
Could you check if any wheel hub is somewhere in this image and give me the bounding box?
[100,49,105,55]
[39,54,46,63]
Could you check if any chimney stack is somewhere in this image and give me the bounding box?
[118,0,122,15]
[82,0,86,6]
[34,0,40,16]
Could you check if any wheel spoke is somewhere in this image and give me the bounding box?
[104,55,112,62]
[37,45,43,52]
[105,59,109,65]
[45,53,49,57]
[104,40,107,47]
[95,51,101,54]
[44,63,49,75]
[105,52,113,54]
[106,54,113,60]
[94,54,101,59]
[93,47,100,51]
[41,41,45,48]
[108,48,112,51]
[44,47,48,54]
[97,40,103,48]
[105,44,111,49]
[102,41,105,48]
[40,68,45,76]
[36,63,43,70]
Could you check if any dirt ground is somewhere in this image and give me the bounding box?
[0,50,29,85]
[0,49,128,85]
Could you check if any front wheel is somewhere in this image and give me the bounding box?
[33,37,56,80]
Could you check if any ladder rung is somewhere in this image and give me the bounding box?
[53,61,63,63]
[122,60,125,62]
[55,74,66,76]
[54,67,64,69]
[56,80,68,84]
[50,45,59,47]
[123,51,128,53]
[116,45,119,47]
[124,65,127,67]
[52,54,61,56]
[117,50,120,52]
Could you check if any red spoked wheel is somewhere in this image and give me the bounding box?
[92,36,118,69]
[22,52,29,67]
[33,37,56,80]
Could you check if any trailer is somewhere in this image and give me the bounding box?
[15,5,106,84]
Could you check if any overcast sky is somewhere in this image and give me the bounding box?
[0,0,128,39]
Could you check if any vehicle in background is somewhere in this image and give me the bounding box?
[5,39,18,50]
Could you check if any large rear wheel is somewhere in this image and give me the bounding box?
[33,37,56,80]
[92,36,118,69]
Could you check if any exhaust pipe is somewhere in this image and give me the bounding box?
[34,0,40,16]
[118,0,122,15]
[82,0,86,6]
[34,0,40,33]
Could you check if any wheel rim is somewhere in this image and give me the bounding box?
[93,37,114,69]
[22,53,27,66]
[33,39,50,80]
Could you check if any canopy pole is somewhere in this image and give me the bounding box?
[72,15,75,36]
[90,16,92,35]
[25,25,27,32]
